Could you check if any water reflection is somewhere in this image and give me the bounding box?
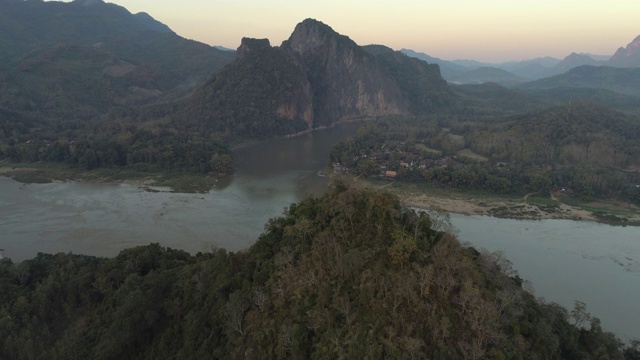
[451,214,640,342]
[0,122,362,261]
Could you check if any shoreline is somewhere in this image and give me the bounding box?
[352,177,640,226]
[399,192,597,222]
[396,190,640,226]
[0,165,223,193]
[4,164,640,226]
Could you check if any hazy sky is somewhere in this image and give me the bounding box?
[73,1,640,62]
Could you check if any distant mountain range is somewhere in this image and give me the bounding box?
[402,35,638,86]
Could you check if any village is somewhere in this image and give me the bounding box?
[332,142,509,191]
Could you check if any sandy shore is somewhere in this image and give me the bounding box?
[399,192,600,222]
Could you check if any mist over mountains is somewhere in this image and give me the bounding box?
[402,34,639,85]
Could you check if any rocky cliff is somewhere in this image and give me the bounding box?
[281,19,410,125]
[180,18,455,136]
[609,35,640,67]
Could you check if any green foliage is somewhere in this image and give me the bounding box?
[0,0,234,175]
[175,43,311,139]
[330,103,640,203]
[0,186,634,359]
[363,45,455,112]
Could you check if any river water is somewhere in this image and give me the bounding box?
[0,122,638,341]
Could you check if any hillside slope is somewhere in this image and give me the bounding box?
[0,0,234,122]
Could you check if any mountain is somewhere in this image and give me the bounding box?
[399,50,527,85]
[399,49,467,78]
[553,52,602,73]
[0,0,235,122]
[451,58,493,69]
[175,19,455,137]
[609,35,640,67]
[0,0,173,57]
[398,50,580,82]
[518,65,640,96]
[497,53,602,80]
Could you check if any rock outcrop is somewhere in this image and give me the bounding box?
[609,35,640,67]
[181,18,455,136]
[281,19,409,126]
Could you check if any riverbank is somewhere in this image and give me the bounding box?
[356,178,640,226]
[0,163,222,193]
[5,161,640,226]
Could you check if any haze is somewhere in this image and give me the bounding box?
[50,0,639,62]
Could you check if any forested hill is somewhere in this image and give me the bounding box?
[0,0,237,174]
[1,185,637,359]
[0,0,235,122]
[329,102,640,203]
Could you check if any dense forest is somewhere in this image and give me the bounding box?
[330,103,640,203]
[1,185,638,359]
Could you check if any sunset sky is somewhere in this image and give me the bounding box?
[75,1,640,62]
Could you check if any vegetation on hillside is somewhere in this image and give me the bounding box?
[1,185,637,359]
[0,0,235,175]
[330,103,640,204]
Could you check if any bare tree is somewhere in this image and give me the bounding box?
[226,291,248,335]
[251,287,268,312]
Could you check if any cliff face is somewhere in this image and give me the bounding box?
[282,19,408,126]
[177,37,313,137]
[609,35,640,67]
[183,18,455,136]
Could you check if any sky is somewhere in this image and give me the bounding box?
[68,0,640,62]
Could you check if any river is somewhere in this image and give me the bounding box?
[0,122,638,341]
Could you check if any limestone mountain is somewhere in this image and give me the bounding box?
[177,18,455,136]
[609,35,640,67]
